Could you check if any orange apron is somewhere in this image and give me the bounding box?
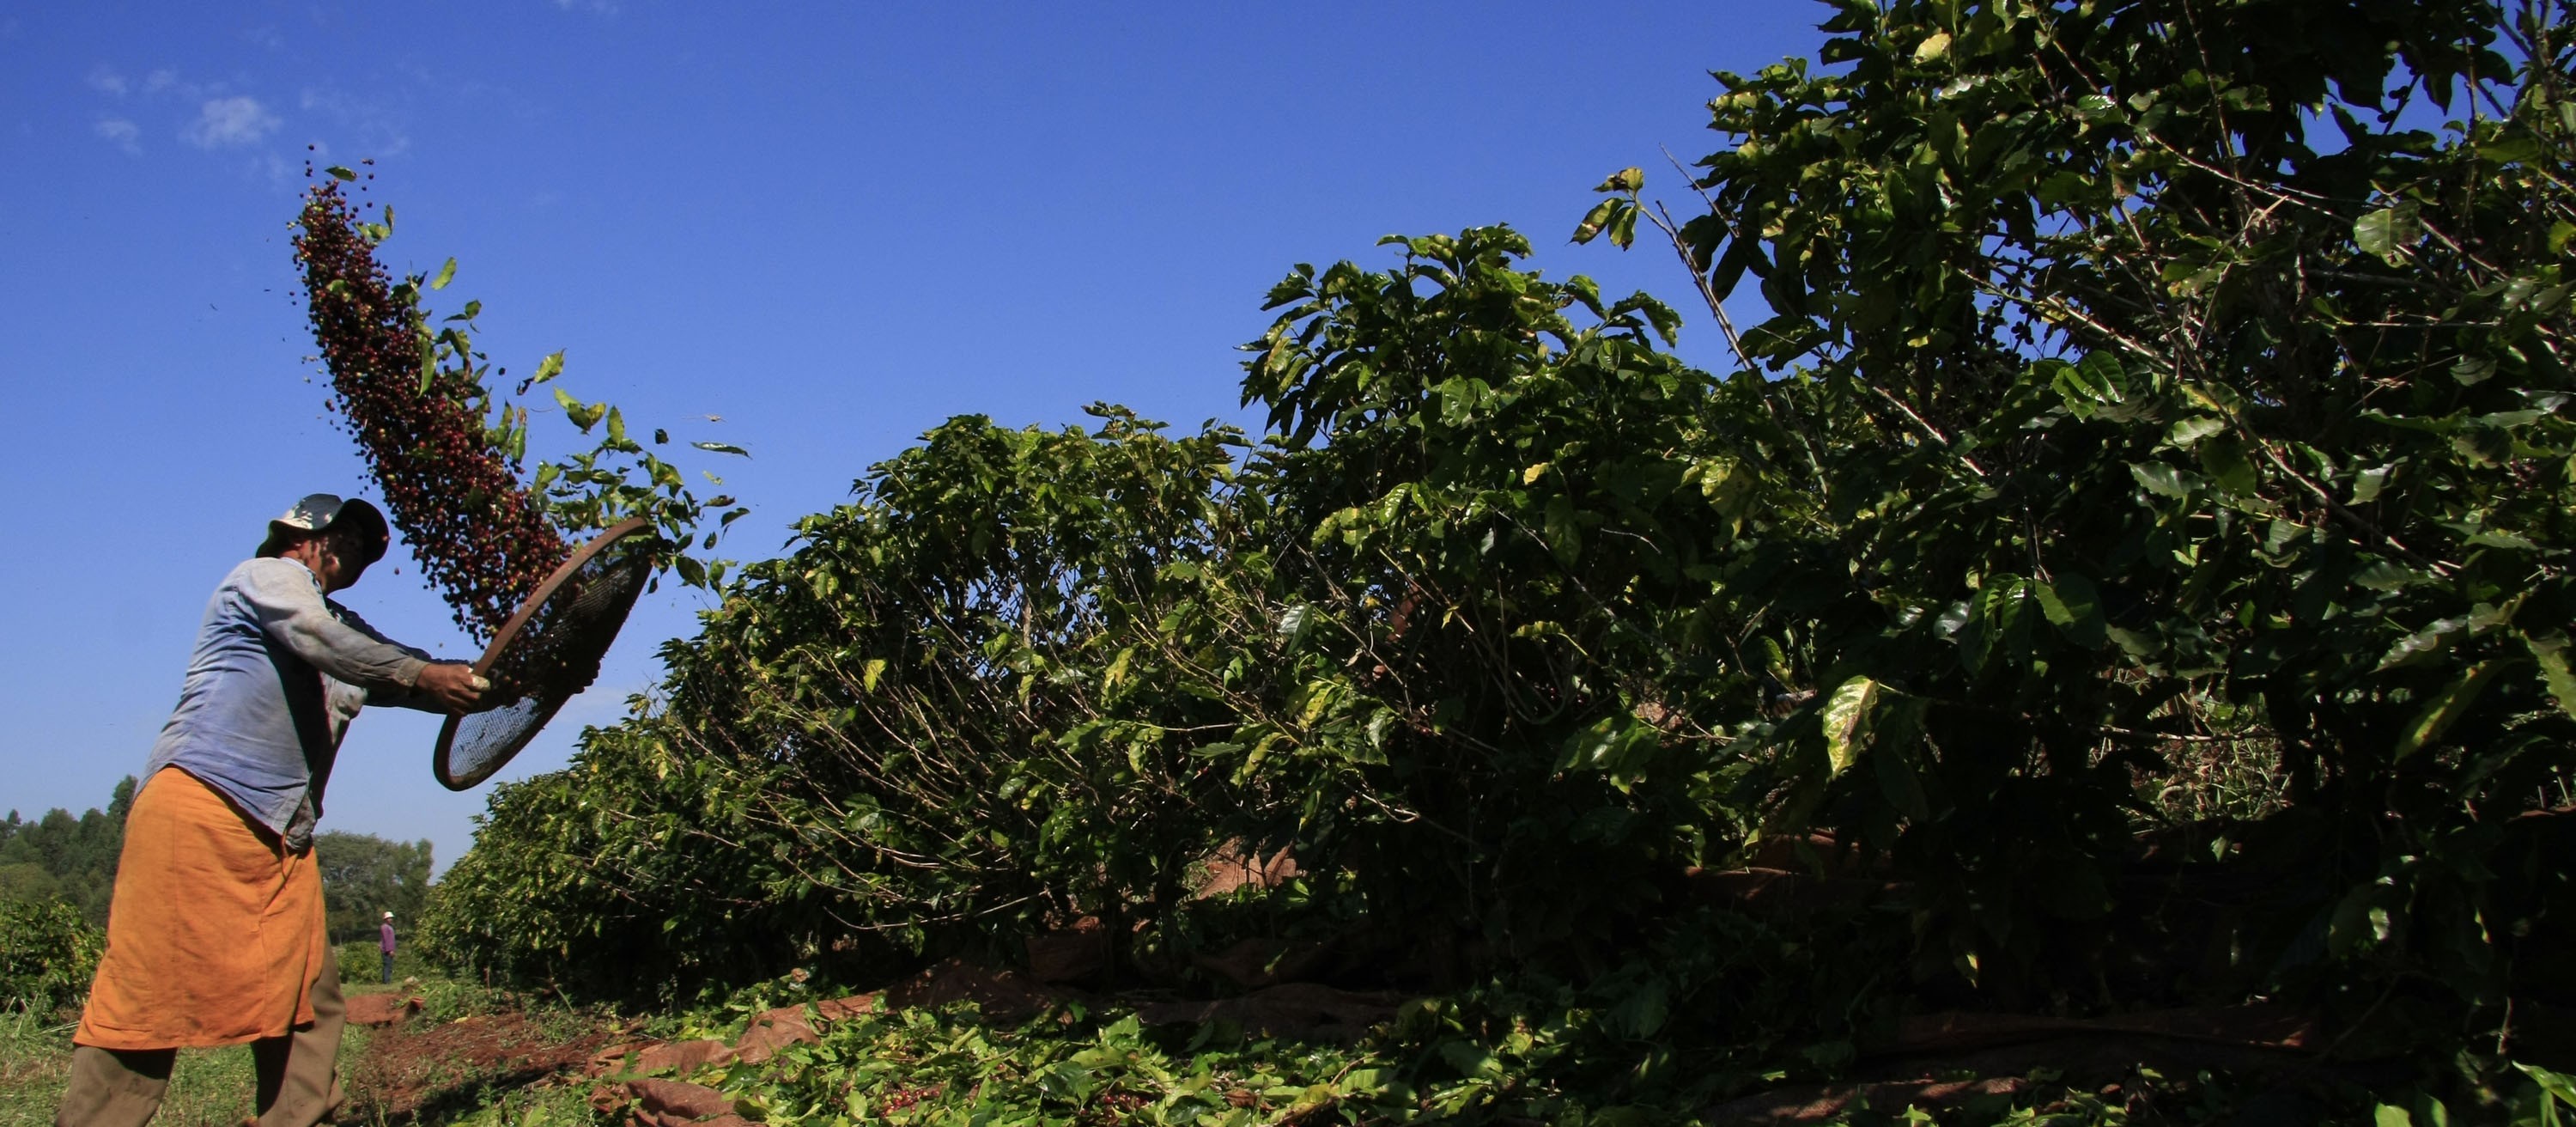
[74,766,329,1050]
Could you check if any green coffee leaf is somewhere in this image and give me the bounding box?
[1593,166,1644,193]
[1820,676,1879,776]
[2526,633,2576,718]
[2033,574,2107,649]
[2354,206,2419,265]
[2392,661,2504,762]
[1276,603,1314,649]
[2198,436,2258,497]
[2518,1061,2576,1109]
[2130,462,2193,499]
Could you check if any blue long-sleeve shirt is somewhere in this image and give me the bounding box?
[145,557,442,850]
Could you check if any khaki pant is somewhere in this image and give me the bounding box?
[56,955,348,1127]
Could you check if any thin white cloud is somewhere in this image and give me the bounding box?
[297,86,410,158]
[94,118,140,155]
[92,64,215,104]
[181,96,279,149]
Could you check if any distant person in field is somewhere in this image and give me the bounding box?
[380,911,398,984]
[58,494,488,1127]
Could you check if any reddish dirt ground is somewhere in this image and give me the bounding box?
[343,1002,630,1123]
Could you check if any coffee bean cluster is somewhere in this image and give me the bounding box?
[293,181,568,642]
[878,1087,944,1113]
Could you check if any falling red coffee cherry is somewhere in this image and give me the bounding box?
[292,181,569,643]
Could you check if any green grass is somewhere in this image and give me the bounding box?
[0,970,611,1127]
[337,938,439,990]
[345,1076,600,1127]
[0,1004,281,1127]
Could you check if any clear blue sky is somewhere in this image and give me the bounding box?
[0,3,1825,873]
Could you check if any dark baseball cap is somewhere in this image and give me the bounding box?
[257,493,390,564]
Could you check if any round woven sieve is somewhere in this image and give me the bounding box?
[433,516,656,790]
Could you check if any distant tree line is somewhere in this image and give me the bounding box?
[1,774,433,941]
[315,832,434,944]
[0,777,135,924]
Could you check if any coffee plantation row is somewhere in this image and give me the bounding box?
[381,0,2576,1119]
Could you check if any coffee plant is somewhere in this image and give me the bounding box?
[0,899,104,1018]
[429,0,2576,1114]
[1564,0,2576,1012]
[425,408,1270,998]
